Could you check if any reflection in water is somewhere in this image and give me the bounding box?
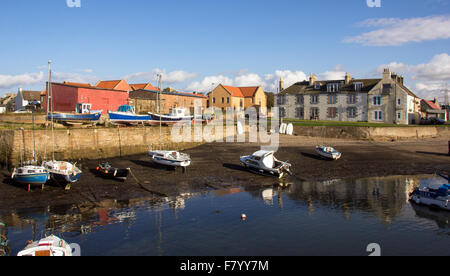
[1,174,449,256]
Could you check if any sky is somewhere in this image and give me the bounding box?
[0,0,449,101]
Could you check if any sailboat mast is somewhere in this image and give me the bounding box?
[48,60,55,160]
[158,74,162,147]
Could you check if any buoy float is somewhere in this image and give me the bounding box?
[241,214,247,220]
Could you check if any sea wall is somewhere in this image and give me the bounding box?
[2,125,234,167]
[293,125,450,141]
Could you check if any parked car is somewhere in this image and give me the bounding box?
[420,117,446,125]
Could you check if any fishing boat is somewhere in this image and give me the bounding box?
[42,160,82,184]
[316,146,342,160]
[409,183,450,211]
[96,162,130,181]
[240,150,293,178]
[17,235,74,256]
[148,107,193,126]
[148,151,191,168]
[108,105,150,125]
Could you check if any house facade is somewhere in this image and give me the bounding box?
[275,69,421,124]
[132,89,208,115]
[208,84,267,114]
[15,88,42,111]
[421,98,447,120]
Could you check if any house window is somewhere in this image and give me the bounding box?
[277,95,286,105]
[311,95,319,104]
[348,94,357,104]
[296,95,304,104]
[347,107,357,118]
[373,96,382,106]
[374,111,383,121]
[310,107,319,119]
[296,107,304,119]
[327,107,337,118]
[327,83,340,93]
[354,82,363,92]
[240,99,243,108]
[227,97,230,104]
[222,97,225,104]
[383,84,392,94]
[213,97,216,104]
[279,107,286,118]
[314,83,321,90]
[328,94,337,104]
[397,112,402,120]
[397,98,401,106]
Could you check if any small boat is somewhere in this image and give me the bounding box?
[42,160,82,184]
[148,107,193,126]
[48,103,102,125]
[11,165,50,189]
[96,162,130,181]
[148,150,191,168]
[240,150,292,178]
[410,183,450,211]
[108,105,150,125]
[17,235,74,256]
[316,146,342,160]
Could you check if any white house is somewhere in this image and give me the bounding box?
[15,88,42,111]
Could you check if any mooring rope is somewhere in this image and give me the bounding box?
[127,168,167,197]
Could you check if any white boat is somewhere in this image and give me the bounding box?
[42,160,82,184]
[286,123,294,135]
[148,151,191,168]
[316,146,342,160]
[148,107,193,126]
[17,235,74,256]
[410,183,450,211]
[240,150,292,178]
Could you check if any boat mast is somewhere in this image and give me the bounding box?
[158,74,162,148]
[48,60,55,160]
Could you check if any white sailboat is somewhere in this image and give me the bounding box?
[17,235,74,256]
[148,74,192,171]
[42,61,82,187]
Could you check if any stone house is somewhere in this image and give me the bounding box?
[208,84,268,114]
[275,69,421,124]
[15,88,42,111]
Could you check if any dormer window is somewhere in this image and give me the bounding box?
[314,83,321,90]
[354,82,363,92]
[327,83,340,93]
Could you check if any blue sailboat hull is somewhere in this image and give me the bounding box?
[108,111,150,124]
[12,173,49,185]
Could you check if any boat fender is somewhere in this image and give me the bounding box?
[113,170,117,177]
[105,170,109,174]
[27,240,33,245]
[96,167,100,171]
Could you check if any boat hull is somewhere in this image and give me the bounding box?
[49,171,82,183]
[48,112,102,124]
[97,168,129,181]
[148,112,193,125]
[12,173,49,185]
[108,111,150,124]
[148,151,191,167]
[316,147,342,160]
[410,194,450,211]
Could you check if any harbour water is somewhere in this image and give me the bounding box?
[1,175,449,256]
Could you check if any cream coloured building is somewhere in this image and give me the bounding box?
[208,84,267,114]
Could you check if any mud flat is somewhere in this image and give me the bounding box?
[0,135,449,213]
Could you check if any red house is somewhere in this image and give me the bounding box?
[42,81,130,114]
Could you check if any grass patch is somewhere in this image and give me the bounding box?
[283,119,450,128]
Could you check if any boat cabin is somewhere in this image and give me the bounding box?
[250,151,276,169]
[117,105,136,114]
[76,103,92,114]
[169,108,188,116]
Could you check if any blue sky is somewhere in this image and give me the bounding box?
[0,0,449,100]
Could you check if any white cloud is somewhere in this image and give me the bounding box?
[264,70,308,92]
[126,69,197,84]
[234,73,264,87]
[52,71,99,84]
[186,75,234,92]
[344,15,450,46]
[376,53,450,81]
[0,72,44,89]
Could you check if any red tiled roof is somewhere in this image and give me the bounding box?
[222,85,259,98]
[96,80,122,90]
[130,83,160,91]
[63,81,92,88]
[423,99,441,110]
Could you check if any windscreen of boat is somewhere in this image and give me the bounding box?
[117,105,134,113]
[262,154,275,169]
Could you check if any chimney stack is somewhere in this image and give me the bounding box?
[345,73,351,85]
[279,77,284,92]
[309,73,317,86]
[382,68,391,80]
